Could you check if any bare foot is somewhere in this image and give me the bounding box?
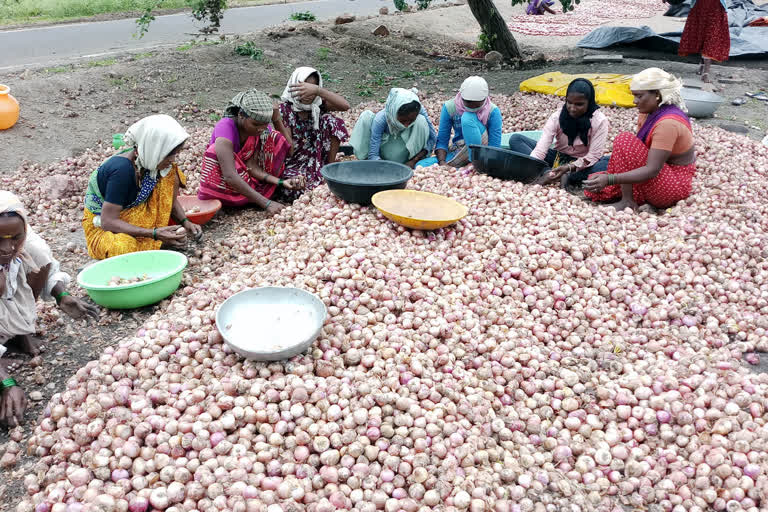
[0,357,22,373]
[637,204,659,215]
[10,334,44,356]
[608,199,638,212]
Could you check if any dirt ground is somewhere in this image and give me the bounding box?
[0,9,768,509]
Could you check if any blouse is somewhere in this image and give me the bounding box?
[531,110,610,170]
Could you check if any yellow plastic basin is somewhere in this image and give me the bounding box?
[372,190,468,231]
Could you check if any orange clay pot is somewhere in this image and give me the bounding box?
[0,84,20,130]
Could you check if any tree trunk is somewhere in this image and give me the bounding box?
[466,0,522,60]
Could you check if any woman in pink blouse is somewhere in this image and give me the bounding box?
[508,79,610,189]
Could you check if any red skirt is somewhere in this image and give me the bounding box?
[678,0,730,62]
[584,132,696,209]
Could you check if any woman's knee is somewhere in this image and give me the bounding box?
[105,235,139,258]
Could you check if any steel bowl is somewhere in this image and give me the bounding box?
[216,287,327,361]
[681,87,724,118]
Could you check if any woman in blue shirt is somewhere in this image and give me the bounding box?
[418,76,503,168]
[349,88,437,169]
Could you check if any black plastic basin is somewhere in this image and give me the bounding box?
[321,160,413,205]
[470,145,549,184]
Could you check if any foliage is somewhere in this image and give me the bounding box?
[317,47,331,60]
[289,10,316,21]
[136,0,227,38]
[234,41,264,60]
[477,31,495,52]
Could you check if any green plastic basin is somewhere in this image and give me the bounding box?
[77,250,188,309]
[501,130,545,147]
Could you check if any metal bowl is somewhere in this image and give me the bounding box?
[216,287,327,361]
[321,160,413,205]
[681,87,724,118]
[470,145,549,183]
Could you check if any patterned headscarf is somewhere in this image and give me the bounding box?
[384,88,421,136]
[123,115,189,179]
[630,68,687,111]
[225,89,274,124]
[281,67,323,130]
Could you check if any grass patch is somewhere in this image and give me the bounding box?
[132,52,154,60]
[234,41,263,61]
[87,58,117,67]
[45,65,70,74]
[176,40,219,51]
[289,11,316,21]
[108,77,125,87]
[0,0,287,26]
[317,47,331,60]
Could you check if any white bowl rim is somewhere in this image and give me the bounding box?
[215,286,328,356]
[76,250,188,291]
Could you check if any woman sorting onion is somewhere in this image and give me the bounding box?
[2,192,98,426]
[507,78,610,189]
[418,76,503,168]
[350,88,437,169]
[198,89,305,214]
[83,115,203,260]
[278,67,350,202]
[584,68,696,212]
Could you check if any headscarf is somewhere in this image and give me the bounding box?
[384,88,421,137]
[630,67,687,111]
[225,89,275,124]
[281,67,323,130]
[0,191,31,300]
[455,76,494,126]
[123,115,189,179]
[558,78,600,147]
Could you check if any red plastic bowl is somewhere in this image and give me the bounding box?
[170,196,222,226]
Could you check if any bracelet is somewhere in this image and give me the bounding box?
[278,179,284,187]
[55,291,70,305]
[180,217,190,225]
[264,200,272,209]
[1,377,18,390]
[153,228,157,240]
[608,175,615,186]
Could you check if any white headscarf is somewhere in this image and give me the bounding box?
[281,67,323,130]
[123,115,189,179]
[0,191,70,323]
[459,76,489,102]
[630,68,687,111]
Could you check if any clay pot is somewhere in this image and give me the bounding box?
[0,84,20,130]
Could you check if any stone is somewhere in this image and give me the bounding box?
[335,14,356,24]
[484,51,503,65]
[720,124,749,134]
[379,7,389,14]
[718,77,745,84]
[403,29,416,38]
[29,391,44,401]
[583,54,623,63]
[373,25,390,36]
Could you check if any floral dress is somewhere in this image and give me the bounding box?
[278,102,349,202]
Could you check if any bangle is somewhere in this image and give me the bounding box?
[278,179,284,186]
[264,200,272,209]
[55,291,70,305]
[180,217,190,225]
[1,377,18,390]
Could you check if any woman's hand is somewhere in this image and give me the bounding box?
[289,82,320,104]
[283,177,306,190]
[59,295,99,321]
[182,220,203,242]
[154,226,186,247]
[265,202,286,216]
[548,164,573,182]
[584,173,611,193]
[0,386,27,427]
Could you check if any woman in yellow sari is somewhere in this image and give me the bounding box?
[82,115,203,260]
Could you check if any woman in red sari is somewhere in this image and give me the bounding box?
[584,68,696,212]
[198,89,305,215]
[676,0,730,84]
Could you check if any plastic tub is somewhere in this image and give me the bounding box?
[470,145,549,183]
[372,189,468,230]
[321,160,413,205]
[77,250,187,309]
[169,196,222,226]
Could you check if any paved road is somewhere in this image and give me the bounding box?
[0,0,384,70]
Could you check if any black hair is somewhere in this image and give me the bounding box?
[0,212,22,219]
[307,72,321,84]
[559,78,599,147]
[397,101,421,117]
